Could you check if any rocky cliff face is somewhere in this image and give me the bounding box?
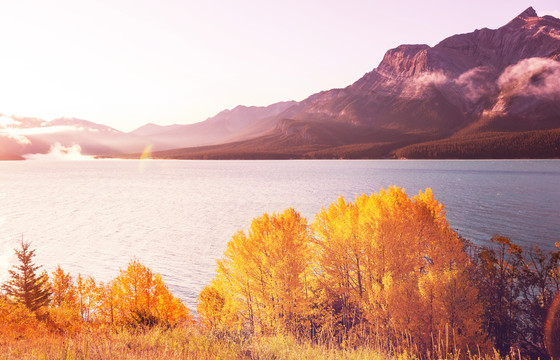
[367,7,560,81]
[277,7,560,141]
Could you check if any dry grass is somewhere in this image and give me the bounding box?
[0,326,244,360]
[0,325,525,360]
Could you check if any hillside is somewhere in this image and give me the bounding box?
[129,101,297,148]
[143,7,560,160]
[3,8,559,160]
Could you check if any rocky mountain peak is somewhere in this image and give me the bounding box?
[376,44,431,78]
[366,6,560,83]
[518,6,538,19]
[277,6,560,147]
[503,6,541,29]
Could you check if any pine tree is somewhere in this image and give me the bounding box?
[2,238,51,311]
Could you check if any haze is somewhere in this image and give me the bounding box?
[1,0,558,132]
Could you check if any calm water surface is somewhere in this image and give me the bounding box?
[0,159,558,309]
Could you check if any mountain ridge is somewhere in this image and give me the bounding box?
[140,6,560,159]
[2,7,560,160]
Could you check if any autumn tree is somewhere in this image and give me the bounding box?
[474,236,523,354]
[106,258,191,326]
[311,196,366,339]
[50,265,77,308]
[517,243,560,358]
[75,274,98,322]
[0,295,43,339]
[198,280,227,329]
[46,259,191,327]
[199,208,313,336]
[312,187,484,350]
[2,239,51,312]
[200,188,485,353]
[473,237,560,358]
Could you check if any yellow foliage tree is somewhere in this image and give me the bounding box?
[312,187,484,350]
[198,280,227,329]
[203,187,485,351]
[312,196,364,337]
[50,265,76,308]
[107,258,191,326]
[200,208,312,336]
[75,274,98,322]
[2,258,191,335]
[0,296,45,339]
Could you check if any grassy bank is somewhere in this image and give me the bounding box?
[0,325,521,360]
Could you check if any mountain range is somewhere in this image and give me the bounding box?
[1,7,559,160]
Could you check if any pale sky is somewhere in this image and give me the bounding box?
[0,0,558,132]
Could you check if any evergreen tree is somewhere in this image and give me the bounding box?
[2,238,51,311]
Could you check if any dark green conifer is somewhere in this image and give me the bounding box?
[2,238,51,311]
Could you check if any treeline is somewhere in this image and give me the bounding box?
[1,242,191,339]
[198,187,560,359]
[394,130,560,159]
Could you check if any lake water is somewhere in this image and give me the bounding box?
[0,159,559,310]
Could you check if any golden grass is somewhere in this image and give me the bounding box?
[0,325,525,360]
[0,326,244,360]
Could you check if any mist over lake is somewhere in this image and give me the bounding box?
[0,159,558,310]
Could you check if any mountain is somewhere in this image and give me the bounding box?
[143,7,560,159]
[4,8,560,160]
[130,101,297,148]
[0,115,153,160]
[0,101,297,160]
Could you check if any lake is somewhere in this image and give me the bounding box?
[0,159,559,310]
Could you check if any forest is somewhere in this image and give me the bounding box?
[394,130,560,159]
[1,187,559,359]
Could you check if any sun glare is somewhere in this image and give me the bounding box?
[140,145,153,161]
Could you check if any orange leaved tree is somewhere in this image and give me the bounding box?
[198,208,313,336]
[106,258,191,326]
[200,187,486,353]
[48,259,191,328]
[312,187,485,350]
[50,265,77,308]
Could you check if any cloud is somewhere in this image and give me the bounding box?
[23,142,94,161]
[481,57,560,116]
[403,68,496,103]
[0,124,82,146]
[402,71,450,97]
[414,72,449,87]
[6,133,32,145]
[0,115,22,128]
[401,58,560,108]
[497,57,560,99]
[454,66,497,102]
[0,127,33,145]
[15,125,80,135]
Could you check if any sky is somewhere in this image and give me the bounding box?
[0,0,559,132]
